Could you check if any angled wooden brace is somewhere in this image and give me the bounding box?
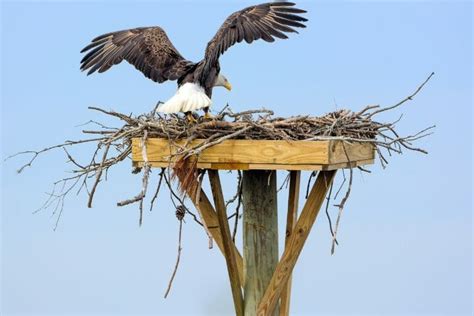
[208,170,244,316]
[257,170,337,316]
[279,171,301,316]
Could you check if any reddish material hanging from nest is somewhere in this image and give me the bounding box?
[171,155,200,198]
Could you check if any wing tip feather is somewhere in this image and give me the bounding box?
[272,2,296,6]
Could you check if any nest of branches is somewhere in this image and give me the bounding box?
[6,73,434,295]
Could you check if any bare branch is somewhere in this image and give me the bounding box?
[367,72,435,118]
[87,142,111,208]
[149,168,166,212]
[164,206,185,298]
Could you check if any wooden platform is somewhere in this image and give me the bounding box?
[131,138,375,171]
[131,137,375,315]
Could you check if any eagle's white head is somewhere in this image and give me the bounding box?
[214,74,232,91]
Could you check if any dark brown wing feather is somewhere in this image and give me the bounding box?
[80,27,194,83]
[200,2,307,80]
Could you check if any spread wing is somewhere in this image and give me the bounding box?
[80,27,194,83]
[200,2,307,78]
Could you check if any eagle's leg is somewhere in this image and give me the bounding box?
[185,111,197,124]
[203,107,214,120]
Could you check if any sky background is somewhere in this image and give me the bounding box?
[1,1,472,315]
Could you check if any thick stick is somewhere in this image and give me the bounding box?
[257,170,336,316]
[208,170,244,316]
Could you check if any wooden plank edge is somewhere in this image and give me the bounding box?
[132,159,374,171]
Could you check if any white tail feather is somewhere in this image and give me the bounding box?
[157,83,211,114]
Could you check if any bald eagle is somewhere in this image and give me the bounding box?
[80,2,307,121]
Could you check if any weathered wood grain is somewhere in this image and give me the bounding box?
[243,170,279,316]
[328,141,374,164]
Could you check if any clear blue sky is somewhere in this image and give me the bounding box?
[1,1,472,315]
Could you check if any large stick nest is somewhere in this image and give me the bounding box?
[6,73,434,257]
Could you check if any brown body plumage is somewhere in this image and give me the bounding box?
[80,2,307,114]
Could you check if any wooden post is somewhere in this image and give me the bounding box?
[208,170,244,316]
[242,170,279,316]
[257,170,336,316]
[279,171,301,316]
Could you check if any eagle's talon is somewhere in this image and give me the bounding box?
[186,112,198,124]
[203,112,214,121]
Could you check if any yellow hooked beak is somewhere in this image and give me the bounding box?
[224,82,232,91]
